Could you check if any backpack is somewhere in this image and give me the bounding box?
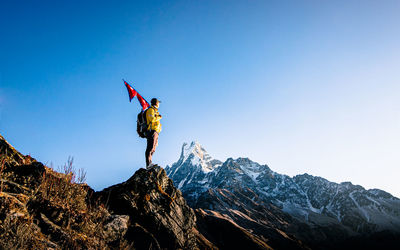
[137,109,149,138]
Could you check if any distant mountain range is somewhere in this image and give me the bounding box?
[166,141,400,249]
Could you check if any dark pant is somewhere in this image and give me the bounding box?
[145,131,159,166]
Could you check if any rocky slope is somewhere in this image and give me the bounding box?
[0,134,216,249]
[166,141,400,249]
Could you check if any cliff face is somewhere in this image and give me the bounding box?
[0,134,214,249]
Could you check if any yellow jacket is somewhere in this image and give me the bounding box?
[146,106,162,133]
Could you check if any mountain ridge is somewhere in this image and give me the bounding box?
[166,141,400,249]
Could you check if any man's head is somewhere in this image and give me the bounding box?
[151,98,160,108]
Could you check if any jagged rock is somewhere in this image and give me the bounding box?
[0,192,28,216]
[96,165,204,249]
[0,134,29,167]
[103,215,130,242]
[0,140,46,194]
[38,213,73,245]
[0,178,32,195]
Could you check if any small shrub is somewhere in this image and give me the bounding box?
[29,157,111,249]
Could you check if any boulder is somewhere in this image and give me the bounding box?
[96,165,204,249]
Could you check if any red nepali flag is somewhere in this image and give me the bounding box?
[124,80,150,110]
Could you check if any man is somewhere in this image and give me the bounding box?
[145,98,162,168]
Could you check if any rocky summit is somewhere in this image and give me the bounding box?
[94,165,211,249]
[166,141,400,249]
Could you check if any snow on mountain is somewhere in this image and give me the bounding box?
[167,141,221,177]
[166,142,400,236]
[165,142,222,200]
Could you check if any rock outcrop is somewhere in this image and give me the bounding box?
[0,134,115,249]
[95,165,215,249]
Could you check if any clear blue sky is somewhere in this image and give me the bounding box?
[1,0,399,196]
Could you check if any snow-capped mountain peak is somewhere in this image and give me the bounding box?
[176,141,216,173]
[166,142,400,238]
[165,142,222,183]
[181,141,209,161]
